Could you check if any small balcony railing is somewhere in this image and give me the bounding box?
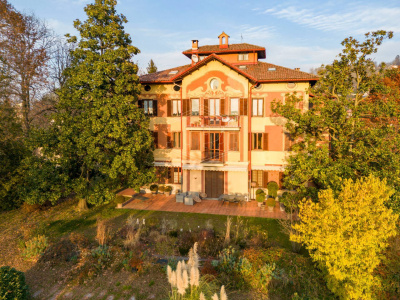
[187,115,240,128]
[201,150,225,163]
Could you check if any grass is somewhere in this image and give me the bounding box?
[0,197,293,300]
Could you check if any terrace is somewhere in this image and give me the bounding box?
[117,190,287,219]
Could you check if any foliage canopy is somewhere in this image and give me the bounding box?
[291,176,398,299]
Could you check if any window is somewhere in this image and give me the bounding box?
[238,53,249,61]
[191,132,200,150]
[173,167,181,184]
[156,167,168,184]
[252,133,268,150]
[252,133,263,150]
[229,132,239,151]
[173,132,181,148]
[138,100,157,116]
[209,99,220,116]
[172,100,181,116]
[230,98,239,115]
[191,99,199,116]
[210,79,219,90]
[152,131,158,149]
[252,99,263,116]
[252,170,263,187]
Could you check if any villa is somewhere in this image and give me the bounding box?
[139,32,317,199]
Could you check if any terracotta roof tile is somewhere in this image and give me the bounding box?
[243,62,318,82]
[183,43,266,58]
[139,55,318,84]
[139,64,191,83]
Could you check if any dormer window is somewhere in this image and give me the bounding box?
[238,53,249,61]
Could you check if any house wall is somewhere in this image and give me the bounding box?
[139,59,312,196]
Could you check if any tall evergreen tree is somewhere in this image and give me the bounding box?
[146,59,157,74]
[27,0,155,207]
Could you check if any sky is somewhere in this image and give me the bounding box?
[11,0,400,74]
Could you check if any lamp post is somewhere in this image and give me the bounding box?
[251,181,257,200]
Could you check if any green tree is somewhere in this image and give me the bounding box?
[272,31,400,212]
[32,0,155,207]
[0,101,27,210]
[146,59,157,74]
[291,176,398,299]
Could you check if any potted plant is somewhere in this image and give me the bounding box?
[149,184,158,194]
[255,189,265,207]
[266,198,275,212]
[158,185,165,194]
[267,181,279,201]
[115,195,126,208]
[165,185,173,195]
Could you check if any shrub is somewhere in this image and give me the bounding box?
[256,192,265,203]
[158,185,165,193]
[255,188,264,195]
[0,266,29,300]
[267,181,279,198]
[40,238,79,264]
[96,218,110,246]
[115,195,126,204]
[165,185,173,193]
[22,235,48,259]
[266,198,275,207]
[150,184,158,192]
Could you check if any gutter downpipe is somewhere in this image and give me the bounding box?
[248,82,257,199]
[180,85,183,193]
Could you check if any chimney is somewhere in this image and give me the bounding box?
[192,40,198,51]
[294,67,300,71]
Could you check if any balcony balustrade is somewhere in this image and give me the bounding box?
[201,150,225,164]
[187,115,240,129]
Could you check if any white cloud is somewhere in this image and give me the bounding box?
[261,4,400,34]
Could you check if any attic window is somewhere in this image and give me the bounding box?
[268,67,276,71]
[238,65,246,69]
[238,53,249,61]
[169,70,179,75]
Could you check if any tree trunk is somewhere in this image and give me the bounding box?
[78,198,88,210]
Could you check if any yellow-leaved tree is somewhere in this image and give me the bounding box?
[291,175,398,300]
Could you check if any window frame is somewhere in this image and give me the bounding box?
[209,98,220,116]
[252,133,263,150]
[172,99,181,116]
[191,98,199,116]
[251,170,263,187]
[173,167,182,184]
[173,132,181,148]
[230,98,239,116]
[238,53,249,61]
[252,98,264,117]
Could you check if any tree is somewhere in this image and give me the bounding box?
[272,31,400,212]
[146,59,157,74]
[33,0,155,207]
[0,0,53,135]
[291,176,398,299]
[0,101,27,210]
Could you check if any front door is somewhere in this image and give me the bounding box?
[205,171,224,198]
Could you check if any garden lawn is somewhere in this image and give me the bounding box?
[0,198,292,299]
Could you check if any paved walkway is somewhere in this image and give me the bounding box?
[117,190,287,219]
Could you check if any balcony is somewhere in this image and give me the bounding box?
[201,150,225,165]
[187,115,240,130]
